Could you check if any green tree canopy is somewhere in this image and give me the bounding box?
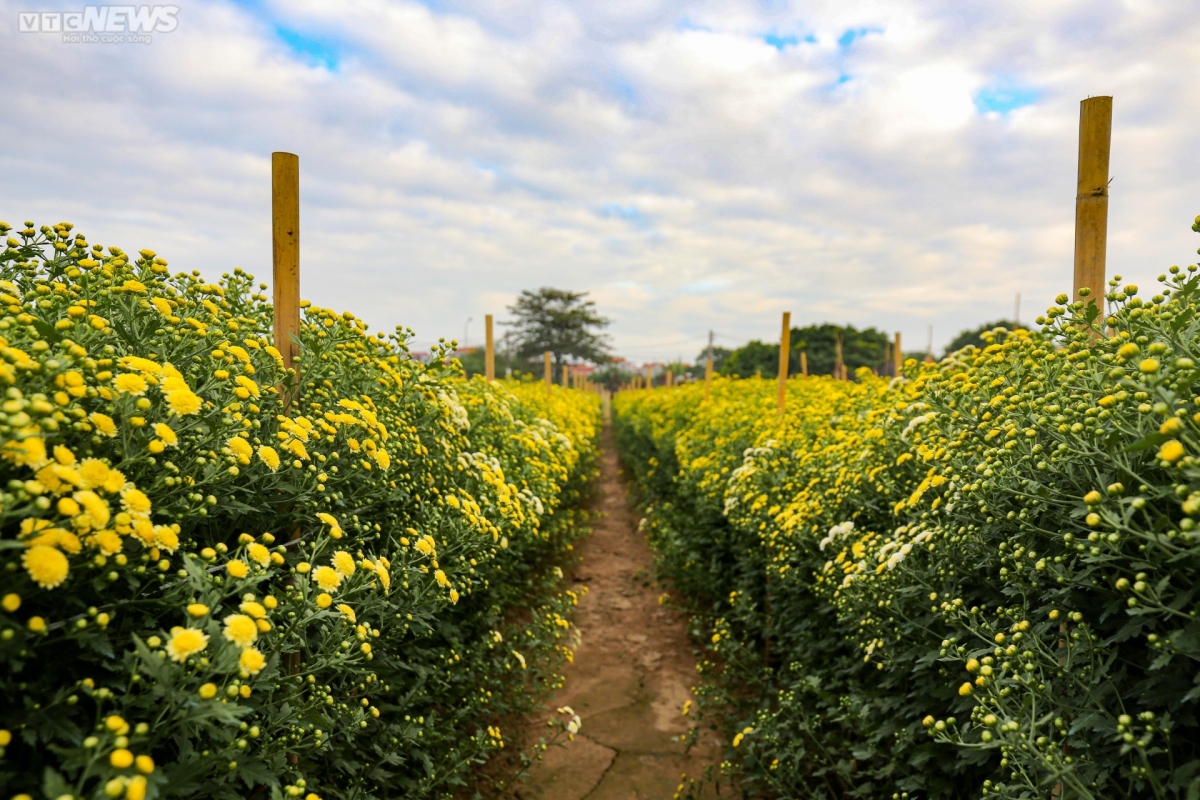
[942,319,1021,357]
[720,323,891,379]
[506,288,612,370]
[690,345,732,377]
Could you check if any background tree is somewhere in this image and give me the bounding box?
[720,324,889,379]
[688,345,732,378]
[506,288,611,371]
[942,319,1020,357]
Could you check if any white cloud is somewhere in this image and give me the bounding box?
[1,0,1198,365]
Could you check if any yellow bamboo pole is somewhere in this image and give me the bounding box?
[272,152,303,756]
[544,351,552,397]
[800,351,808,377]
[1073,96,1113,316]
[704,356,712,401]
[666,369,673,388]
[272,152,300,405]
[777,311,791,414]
[484,314,495,381]
[835,333,844,380]
[894,332,902,377]
[562,364,569,388]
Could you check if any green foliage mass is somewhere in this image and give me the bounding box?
[721,324,890,378]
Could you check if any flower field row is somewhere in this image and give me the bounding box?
[0,221,601,800]
[615,230,1200,798]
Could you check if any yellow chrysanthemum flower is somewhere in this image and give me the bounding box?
[155,525,179,553]
[89,413,118,437]
[1160,439,1185,463]
[222,614,258,647]
[153,423,178,446]
[228,436,253,464]
[165,627,208,662]
[315,592,333,609]
[314,566,342,592]
[93,530,122,555]
[2,430,48,467]
[240,600,267,619]
[165,389,202,416]
[113,373,148,396]
[74,490,111,529]
[239,647,266,675]
[121,488,152,515]
[257,445,280,471]
[119,356,162,375]
[187,604,209,618]
[336,604,356,623]
[22,545,69,589]
[247,543,270,567]
[78,458,112,489]
[235,375,260,397]
[227,559,249,579]
[333,550,356,577]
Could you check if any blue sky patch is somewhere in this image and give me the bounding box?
[600,204,653,230]
[275,25,340,71]
[974,83,1040,114]
[764,33,798,50]
[837,27,882,49]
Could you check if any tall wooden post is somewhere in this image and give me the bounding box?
[544,352,552,396]
[666,369,673,388]
[272,152,300,404]
[704,357,712,401]
[484,315,495,381]
[777,311,791,414]
[1073,96,1113,314]
[800,351,808,377]
[835,333,844,380]
[562,364,569,388]
[893,332,902,377]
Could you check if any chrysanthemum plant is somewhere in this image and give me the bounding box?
[0,221,600,800]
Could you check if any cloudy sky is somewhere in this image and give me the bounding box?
[2,0,1199,363]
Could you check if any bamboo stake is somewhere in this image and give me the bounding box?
[894,332,902,377]
[272,152,300,404]
[835,333,844,381]
[704,357,712,402]
[563,364,569,388]
[272,152,303,765]
[1073,96,1113,316]
[800,351,808,377]
[666,369,673,388]
[484,314,495,381]
[544,351,552,397]
[777,311,791,414]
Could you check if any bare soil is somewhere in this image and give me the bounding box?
[510,426,723,800]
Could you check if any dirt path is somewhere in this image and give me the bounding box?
[513,425,722,800]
